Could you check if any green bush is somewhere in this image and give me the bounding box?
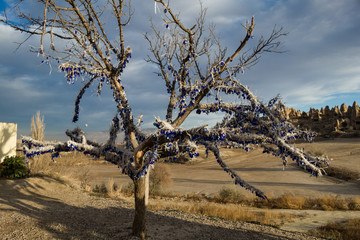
[0,156,29,179]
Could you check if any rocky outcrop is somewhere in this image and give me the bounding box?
[279,101,360,137]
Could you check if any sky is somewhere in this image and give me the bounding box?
[0,0,359,141]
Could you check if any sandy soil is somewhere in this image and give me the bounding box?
[0,177,319,240]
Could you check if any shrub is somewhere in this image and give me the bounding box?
[0,156,29,179]
[325,166,360,181]
[0,164,5,178]
[149,163,172,195]
[309,218,360,240]
[214,186,245,204]
[92,183,108,194]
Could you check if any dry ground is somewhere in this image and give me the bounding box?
[0,177,319,240]
[1,138,359,239]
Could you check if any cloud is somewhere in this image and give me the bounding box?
[0,74,52,97]
[235,0,360,108]
[1,0,360,140]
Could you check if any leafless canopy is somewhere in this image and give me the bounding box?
[3,0,329,238]
[3,0,329,197]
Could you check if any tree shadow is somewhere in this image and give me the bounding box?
[0,177,299,239]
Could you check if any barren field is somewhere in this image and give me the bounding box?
[82,138,360,198]
[1,138,359,239]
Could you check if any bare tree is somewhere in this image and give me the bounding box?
[2,0,329,238]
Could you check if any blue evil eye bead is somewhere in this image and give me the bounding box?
[220,61,225,66]
[196,109,201,114]
[166,24,169,29]
[183,40,187,45]
[164,9,167,13]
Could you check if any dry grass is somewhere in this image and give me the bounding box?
[149,163,173,195]
[244,194,360,211]
[148,200,292,227]
[209,187,360,211]
[24,149,359,235]
[27,152,100,187]
[325,166,360,181]
[113,163,173,197]
[107,178,117,197]
[213,186,246,204]
[309,218,360,240]
[79,179,295,228]
[31,111,45,141]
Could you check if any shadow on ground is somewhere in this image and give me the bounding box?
[0,177,300,240]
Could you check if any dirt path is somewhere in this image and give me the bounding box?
[0,177,320,240]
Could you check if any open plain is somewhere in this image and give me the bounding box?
[81,138,360,198]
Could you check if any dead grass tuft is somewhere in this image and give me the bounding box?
[107,178,123,198]
[309,218,360,240]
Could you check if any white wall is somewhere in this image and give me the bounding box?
[0,122,17,162]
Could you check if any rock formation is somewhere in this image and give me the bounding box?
[279,101,360,137]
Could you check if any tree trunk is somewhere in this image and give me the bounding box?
[132,176,147,239]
